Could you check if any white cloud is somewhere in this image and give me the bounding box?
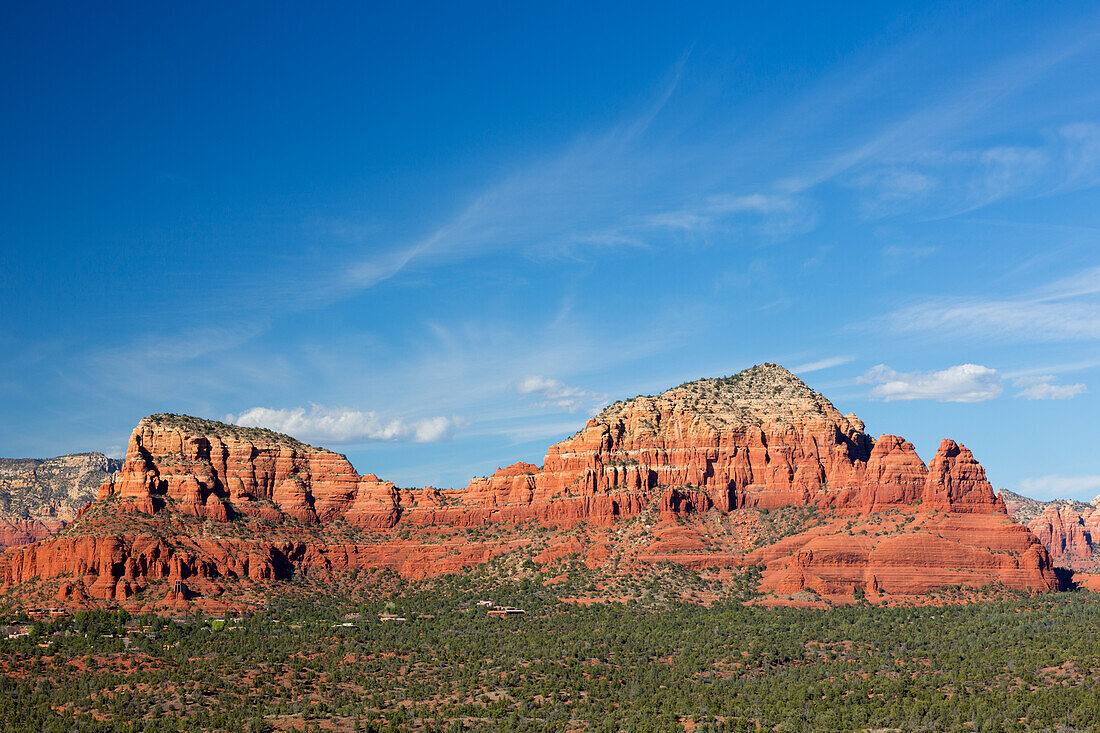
[104,445,125,460]
[792,355,855,374]
[515,376,608,413]
[515,376,563,395]
[411,416,457,442]
[1013,375,1087,400]
[780,21,1098,196]
[966,146,1049,212]
[231,405,460,444]
[710,192,805,214]
[173,27,1100,319]
[1017,474,1100,502]
[860,363,1003,402]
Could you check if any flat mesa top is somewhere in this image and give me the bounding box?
[0,452,118,474]
[140,414,335,453]
[596,363,855,430]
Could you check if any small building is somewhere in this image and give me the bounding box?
[487,607,526,617]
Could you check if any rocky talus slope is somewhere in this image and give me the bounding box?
[0,365,1057,611]
[0,452,120,547]
[1002,489,1100,571]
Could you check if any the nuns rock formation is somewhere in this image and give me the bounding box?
[0,364,1057,607]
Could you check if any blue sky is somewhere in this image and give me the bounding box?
[3,2,1100,500]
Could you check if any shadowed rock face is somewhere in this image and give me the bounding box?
[1002,490,1100,571]
[0,364,1058,608]
[0,453,121,547]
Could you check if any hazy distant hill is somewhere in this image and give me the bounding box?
[1002,489,1100,571]
[0,452,121,547]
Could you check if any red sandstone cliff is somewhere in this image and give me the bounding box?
[0,364,1059,609]
[0,518,66,548]
[440,368,1004,526]
[98,414,391,525]
[1002,489,1100,571]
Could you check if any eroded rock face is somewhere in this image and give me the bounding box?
[1032,506,1098,561]
[99,415,400,527]
[536,366,876,516]
[1002,489,1100,571]
[0,518,66,548]
[751,513,1052,597]
[0,453,121,548]
[0,364,1059,606]
[442,368,1002,525]
[922,440,1006,514]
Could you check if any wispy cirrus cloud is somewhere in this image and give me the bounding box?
[1018,474,1100,501]
[1013,375,1087,400]
[231,405,462,444]
[514,376,609,414]
[79,322,295,404]
[323,54,698,297]
[854,167,938,217]
[792,355,855,374]
[859,363,1003,402]
[779,20,1100,196]
[642,193,818,241]
[852,125,1100,219]
[228,15,1100,320]
[330,146,815,300]
[880,266,1100,343]
[885,298,1100,342]
[1058,122,1100,190]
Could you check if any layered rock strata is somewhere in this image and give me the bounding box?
[0,365,1058,607]
[1002,489,1100,571]
[96,414,403,528]
[0,453,121,547]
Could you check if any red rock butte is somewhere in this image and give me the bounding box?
[0,364,1058,609]
[1002,489,1100,573]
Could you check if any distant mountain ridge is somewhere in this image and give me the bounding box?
[1002,489,1100,571]
[0,452,121,547]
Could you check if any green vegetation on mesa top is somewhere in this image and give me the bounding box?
[1000,488,1096,525]
[139,414,335,453]
[1,574,1099,733]
[675,362,822,400]
[597,363,838,428]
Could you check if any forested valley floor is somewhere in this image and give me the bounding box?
[0,563,1097,732]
